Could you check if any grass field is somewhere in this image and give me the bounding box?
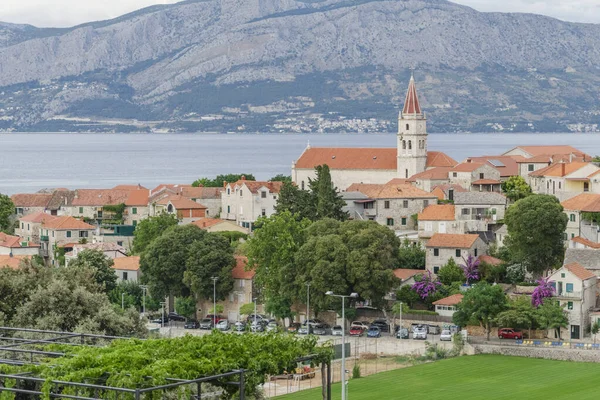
[278,355,600,399]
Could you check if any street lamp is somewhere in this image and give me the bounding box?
[121,292,125,310]
[211,277,218,326]
[326,291,358,400]
[306,283,311,334]
[140,285,148,316]
[159,301,166,328]
[253,297,258,323]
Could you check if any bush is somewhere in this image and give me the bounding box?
[352,364,361,379]
[423,342,450,360]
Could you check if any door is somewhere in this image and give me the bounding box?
[439,222,447,234]
[557,282,563,296]
[571,325,580,340]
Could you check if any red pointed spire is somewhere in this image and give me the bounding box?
[402,73,422,115]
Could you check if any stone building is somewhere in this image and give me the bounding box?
[425,233,488,274]
[561,193,600,244]
[112,256,141,282]
[449,162,502,192]
[0,233,40,256]
[418,204,461,239]
[453,192,507,233]
[16,212,57,243]
[220,178,283,230]
[149,184,222,218]
[39,216,96,265]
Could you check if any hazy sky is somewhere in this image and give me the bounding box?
[0,0,598,28]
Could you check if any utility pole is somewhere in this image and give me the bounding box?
[211,277,218,326]
[306,282,311,334]
[121,292,125,310]
[141,285,147,316]
[160,301,166,328]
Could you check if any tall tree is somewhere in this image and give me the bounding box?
[192,173,256,187]
[132,213,178,255]
[501,175,532,202]
[0,193,14,234]
[269,174,292,183]
[397,239,426,269]
[536,299,568,339]
[274,181,314,220]
[496,295,538,339]
[504,194,568,275]
[310,165,348,221]
[437,258,465,286]
[68,249,118,293]
[453,282,507,340]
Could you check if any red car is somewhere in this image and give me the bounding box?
[349,326,366,337]
[206,314,224,324]
[498,328,523,339]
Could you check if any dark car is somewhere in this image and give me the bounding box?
[184,319,200,329]
[313,323,332,335]
[233,321,247,333]
[367,326,381,338]
[349,326,365,337]
[396,327,409,339]
[370,320,390,333]
[168,312,186,322]
[151,315,169,324]
[251,320,268,333]
[287,323,301,333]
[246,314,267,323]
[498,328,523,340]
[199,318,214,330]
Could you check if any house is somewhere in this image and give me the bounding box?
[453,192,507,232]
[220,178,283,230]
[68,189,132,222]
[393,269,425,286]
[154,195,208,224]
[65,242,128,263]
[503,145,590,159]
[0,255,31,270]
[16,212,57,243]
[418,204,459,238]
[463,155,525,182]
[45,190,76,216]
[561,193,600,243]
[11,192,53,217]
[529,162,600,201]
[39,216,96,265]
[449,162,502,192]
[410,167,453,192]
[425,233,488,274]
[0,233,40,256]
[548,262,597,340]
[477,255,503,266]
[149,184,223,218]
[345,180,438,231]
[291,76,456,191]
[191,218,249,234]
[433,294,463,318]
[431,184,467,201]
[563,248,600,276]
[495,225,508,248]
[112,256,141,282]
[124,189,150,226]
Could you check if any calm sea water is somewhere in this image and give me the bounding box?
[0,132,599,195]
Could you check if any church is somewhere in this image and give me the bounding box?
[291,75,457,191]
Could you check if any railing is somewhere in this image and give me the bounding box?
[40,235,49,242]
[363,209,376,217]
[556,291,582,299]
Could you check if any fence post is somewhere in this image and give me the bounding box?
[327,360,332,400]
[239,370,245,400]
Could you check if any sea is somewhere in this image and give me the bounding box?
[0,132,599,195]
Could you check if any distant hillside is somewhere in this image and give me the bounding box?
[0,0,599,133]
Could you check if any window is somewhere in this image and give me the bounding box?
[563,233,568,240]
[462,208,469,215]
[79,207,83,214]
[402,140,406,150]
[133,220,137,227]
[479,173,484,179]
[384,201,390,209]
[21,223,23,229]
[405,169,409,179]
[301,181,305,190]
[386,218,394,226]
[27,224,30,230]
[16,208,23,214]
[474,248,478,257]
[117,241,123,246]
[423,200,429,208]
[261,209,266,217]
[571,233,575,239]
[123,272,128,281]
[66,231,71,238]
[132,207,137,215]
[403,200,409,208]
[453,172,457,178]
[567,301,573,310]
[229,293,234,302]
[570,214,576,222]
[455,249,461,257]
[79,231,88,238]
[559,182,562,189]
[52,231,54,238]
[561,273,566,278]
[528,164,534,172]
[433,248,439,257]
[240,190,243,197]
[433,266,440,274]
[363,202,374,209]
[401,217,407,226]
[261,191,267,199]
[240,280,245,288]
[566,283,573,293]
[408,140,412,150]
[227,188,230,195]
[167,204,173,213]
[406,124,409,130]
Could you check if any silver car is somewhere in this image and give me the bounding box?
[216,320,230,331]
[413,325,428,340]
[440,330,453,341]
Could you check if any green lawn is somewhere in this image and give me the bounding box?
[278,355,600,399]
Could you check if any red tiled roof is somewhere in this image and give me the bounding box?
[232,256,255,280]
[125,189,150,206]
[0,255,30,270]
[478,255,503,266]
[393,269,425,281]
[506,146,589,158]
[72,189,131,207]
[346,182,437,199]
[192,218,227,229]
[529,162,590,178]
[451,162,486,173]
[561,194,600,212]
[113,185,147,190]
[410,167,452,181]
[42,216,95,230]
[0,233,22,248]
[464,156,523,177]
[564,262,596,281]
[11,193,52,208]
[427,152,458,168]
[402,75,422,115]
[426,233,479,249]
[472,179,501,185]
[418,204,455,221]
[433,294,464,306]
[112,256,140,271]
[157,195,207,210]
[571,236,600,249]
[229,180,284,195]
[18,212,57,224]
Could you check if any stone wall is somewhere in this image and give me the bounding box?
[470,343,600,363]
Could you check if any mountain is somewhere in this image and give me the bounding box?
[0,0,600,133]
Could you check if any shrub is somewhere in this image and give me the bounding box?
[352,364,361,379]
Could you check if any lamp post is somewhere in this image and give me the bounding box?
[326,291,358,400]
[306,283,311,334]
[159,301,166,328]
[211,277,218,326]
[140,285,147,316]
[121,292,125,310]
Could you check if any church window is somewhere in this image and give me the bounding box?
[402,141,406,150]
[406,124,410,130]
[405,169,409,179]
[408,141,412,150]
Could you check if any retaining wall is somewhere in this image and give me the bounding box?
[470,343,600,363]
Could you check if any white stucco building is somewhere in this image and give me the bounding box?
[220,178,283,230]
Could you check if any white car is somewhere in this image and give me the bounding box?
[413,325,428,340]
[440,330,453,341]
[351,321,369,330]
[216,320,230,331]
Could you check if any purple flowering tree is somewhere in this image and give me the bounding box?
[412,271,442,299]
[460,255,480,284]
[532,276,555,307]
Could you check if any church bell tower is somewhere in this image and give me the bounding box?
[397,73,427,179]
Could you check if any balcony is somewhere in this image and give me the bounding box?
[556,291,582,299]
[40,235,49,242]
[363,208,377,217]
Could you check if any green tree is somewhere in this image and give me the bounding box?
[239,303,256,316]
[270,174,292,183]
[437,258,465,285]
[504,195,568,275]
[68,249,118,293]
[192,173,256,187]
[132,213,178,255]
[536,299,569,339]
[397,239,426,269]
[592,321,600,343]
[247,212,311,320]
[310,165,348,221]
[175,296,197,319]
[108,280,161,312]
[0,193,14,234]
[275,181,314,220]
[479,261,506,284]
[501,175,532,202]
[395,285,420,308]
[496,295,537,338]
[453,283,507,340]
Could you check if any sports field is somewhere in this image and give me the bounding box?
[278,355,600,399]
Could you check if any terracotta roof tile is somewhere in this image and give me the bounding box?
[228,180,284,195]
[73,242,127,253]
[426,152,458,168]
[46,190,75,210]
[426,233,480,249]
[571,237,600,249]
[125,189,150,206]
[192,218,226,229]
[561,194,600,212]
[0,233,22,248]
[11,193,52,208]
[529,162,590,178]
[505,145,589,158]
[472,179,501,185]
[410,167,453,181]
[346,182,437,199]
[393,269,425,281]
[232,256,255,280]
[112,256,140,271]
[157,195,208,209]
[42,216,95,230]
[564,262,596,281]
[451,162,486,173]
[72,189,131,207]
[0,255,30,270]
[418,204,455,221]
[402,76,422,115]
[478,255,503,266]
[464,156,522,177]
[433,294,464,306]
[19,212,57,224]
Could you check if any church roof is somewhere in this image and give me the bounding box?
[427,151,458,168]
[403,75,422,115]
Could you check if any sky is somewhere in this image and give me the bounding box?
[0,0,598,28]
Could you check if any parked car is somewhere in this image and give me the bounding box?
[413,325,428,340]
[287,322,301,333]
[428,325,441,335]
[199,318,214,330]
[351,321,370,330]
[206,314,224,324]
[298,324,313,335]
[233,321,246,333]
[305,319,323,327]
[184,319,200,329]
[266,321,279,333]
[151,315,169,324]
[246,314,267,323]
[367,326,381,338]
[440,330,453,341]
[168,312,186,322]
[396,327,409,339]
[331,325,343,336]
[313,323,332,335]
[498,328,523,340]
[371,320,390,333]
[251,320,268,333]
[349,326,366,337]
[216,320,230,331]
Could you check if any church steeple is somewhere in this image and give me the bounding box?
[402,73,422,116]
[397,73,428,179]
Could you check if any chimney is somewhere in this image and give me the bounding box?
[74,190,78,199]
[241,175,246,181]
[561,162,566,176]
